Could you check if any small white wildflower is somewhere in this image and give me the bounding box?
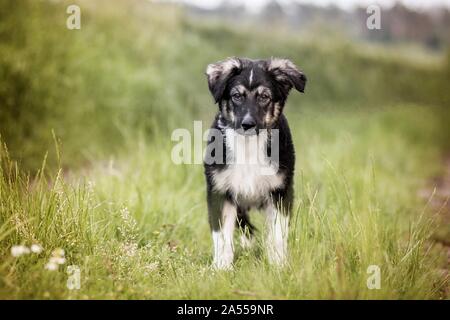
[11,245,30,257]
[45,262,58,271]
[49,256,66,265]
[31,244,43,254]
[44,247,66,270]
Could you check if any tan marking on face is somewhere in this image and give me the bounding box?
[255,86,272,98]
[231,85,247,95]
[221,100,235,122]
[265,102,281,126]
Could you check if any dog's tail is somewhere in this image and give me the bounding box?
[236,207,256,237]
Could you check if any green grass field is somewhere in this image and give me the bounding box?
[0,0,449,299]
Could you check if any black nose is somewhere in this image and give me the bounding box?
[241,117,256,131]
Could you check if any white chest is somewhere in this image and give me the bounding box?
[212,130,284,204]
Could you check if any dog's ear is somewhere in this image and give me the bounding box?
[206,57,242,103]
[267,58,307,96]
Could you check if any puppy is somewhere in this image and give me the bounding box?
[204,57,306,269]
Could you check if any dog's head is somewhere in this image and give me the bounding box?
[206,57,306,134]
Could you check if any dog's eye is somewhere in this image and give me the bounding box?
[231,92,243,102]
[258,93,271,102]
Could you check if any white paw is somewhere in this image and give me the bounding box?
[213,256,234,270]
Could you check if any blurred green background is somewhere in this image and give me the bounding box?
[1,0,449,170]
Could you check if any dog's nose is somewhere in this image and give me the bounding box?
[241,117,256,131]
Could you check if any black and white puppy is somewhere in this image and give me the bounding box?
[204,57,306,269]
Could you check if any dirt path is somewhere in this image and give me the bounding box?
[418,155,450,298]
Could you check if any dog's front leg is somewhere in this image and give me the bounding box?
[208,194,237,270]
[265,202,289,266]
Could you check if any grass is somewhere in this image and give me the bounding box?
[0,0,449,299]
[1,105,449,299]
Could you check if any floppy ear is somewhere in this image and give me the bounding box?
[205,57,242,103]
[267,58,307,95]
